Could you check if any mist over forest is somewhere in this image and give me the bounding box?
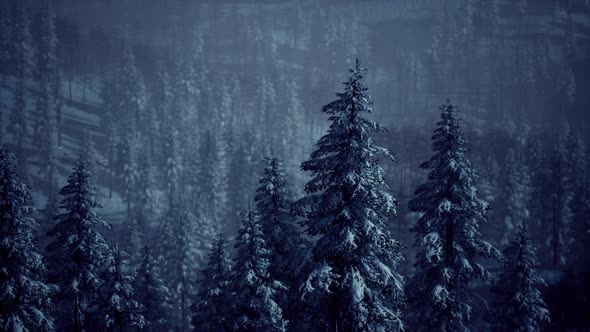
[0,0,589,331]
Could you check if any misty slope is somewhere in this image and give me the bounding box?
[0,76,129,223]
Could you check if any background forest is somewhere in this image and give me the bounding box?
[0,0,589,331]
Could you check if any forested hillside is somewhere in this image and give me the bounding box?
[0,0,589,331]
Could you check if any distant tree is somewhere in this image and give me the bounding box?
[0,145,54,331]
[281,80,305,161]
[35,3,60,200]
[9,6,33,160]
[256,75,277,139]
[501,148,532,245]
[163,128,183,212]
[0,0,13,83]
[135,245,172,331]
[121,214,143,267]
[254,155,307,315]
[230,210,287,332]
[546,131,572,265]
[118,129,139,217]
[492,226,550,332]
[407,102,502,331]
[130,142,156,227]
[191,235,233,332]
[524,138,547,251]
[117,46,146,127]
[96,245,147,332]
[199,129,228,229]
[100,76,119,199]
[294,60,405,331]
[159,208,212,332]
[46,159,110,331]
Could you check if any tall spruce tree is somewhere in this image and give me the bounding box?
[96,244,147,332]
[46,159,110,331]
[492,226,550,331]
[230,210,287,332]
[0,145,54,331]
[294,60,405,331]
[408,102,502,331]
[254,155,307,313]
[191,235,233,332]
[135,245,172,331]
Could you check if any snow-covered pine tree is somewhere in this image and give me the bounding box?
[254,155,307,313]
[492,226,550,331]
[0,145,54,331]
[191,235,233,332]
[293,60,405,331]
[96,244,147,332]
[117,46,146,127]
[135,245,172,331]
[230,210,287,332]
[407,102,502,331]
[46,158,111,331]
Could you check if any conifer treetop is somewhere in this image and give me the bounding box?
[0,145,54,331]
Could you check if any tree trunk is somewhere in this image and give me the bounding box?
[73,295,82,332]
[445,216,454,264]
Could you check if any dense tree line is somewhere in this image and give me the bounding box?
[1,0,589,331]
[4,59,582,331]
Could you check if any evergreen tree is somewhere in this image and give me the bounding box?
[35,3,62,149]
[191,235,233,332]
[546,131,572,265]
[0,145,54,331]
[254,155,307,314]
[294,60,405,331]
[281,80,305,162]
[501,148,532,245]
[159,208,212,332]
[257,75,277,139]
[230,210,287,332]
[100,73,118,197]
[46,159,110,331]
[117,46,146,127]
[492,226,550,331]
[163,127,183,212]
[524,138,548,255]
[96,244,147,332]
[135,245,172,331]
[408,102,502,332]
[199,129,229,229]
[0,0,13,83]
